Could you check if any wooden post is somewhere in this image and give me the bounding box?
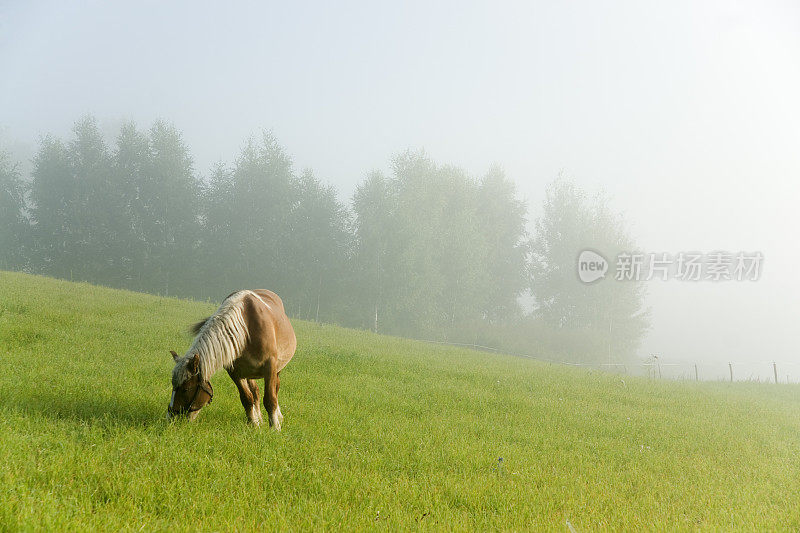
[315,272,321,323]
[729,363,733,383]
[694,364,699,382]
[773,362,778,384]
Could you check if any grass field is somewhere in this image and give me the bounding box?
[1,271,799,531]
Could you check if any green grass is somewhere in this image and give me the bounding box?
[1,271,799,531]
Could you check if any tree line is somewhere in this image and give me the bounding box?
[0,116,648,362]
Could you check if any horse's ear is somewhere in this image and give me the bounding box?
[189,353,200,375]
[170,350,179,361]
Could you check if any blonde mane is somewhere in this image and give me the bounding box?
[172,290,252,385]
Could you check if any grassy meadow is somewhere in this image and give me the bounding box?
[1,270,799,531]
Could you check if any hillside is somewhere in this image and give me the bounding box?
[1,271,799,530]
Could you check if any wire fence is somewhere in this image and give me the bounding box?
[421,339,800,384]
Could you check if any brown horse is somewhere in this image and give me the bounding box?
[167,289,296,429]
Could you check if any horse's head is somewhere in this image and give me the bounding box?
[167,351,213,420]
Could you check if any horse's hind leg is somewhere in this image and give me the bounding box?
[275,372,283,424]
[227,369,262,426]
[263,359,281,431]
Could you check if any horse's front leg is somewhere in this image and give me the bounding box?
[227,369,262,426]
[263,359,281,431]
[247,379,263,424]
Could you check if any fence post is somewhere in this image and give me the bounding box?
[694,364,699,382]
[729,362,733,383]
[773,362,778,384]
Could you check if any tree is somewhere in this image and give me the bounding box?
[199,162,237,296]
[28,117,120,283]
[224,133,299,294]
[112,121,151,290]
[18,116,651,362]
[0,151,26,270]
[70,116,127,285]
[351,170,399,332]
[475,165,528,321]
[29,134,72,278]
[138,120,199,296]
[530,179,649,362]
[351,151,528,340]
[287,169,352,322]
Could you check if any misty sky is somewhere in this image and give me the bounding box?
[2,1,799,378]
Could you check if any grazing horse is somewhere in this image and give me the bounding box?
[167,289,296,429]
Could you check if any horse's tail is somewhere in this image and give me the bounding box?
[189,317,210,336]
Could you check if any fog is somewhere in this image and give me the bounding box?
[2,1,799,379]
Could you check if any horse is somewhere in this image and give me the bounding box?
[167,289,297,429]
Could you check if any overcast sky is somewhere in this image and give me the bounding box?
[2,0,799,379]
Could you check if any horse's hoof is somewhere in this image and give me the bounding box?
[269,415,282,431]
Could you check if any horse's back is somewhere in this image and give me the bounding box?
[248,289,296,372]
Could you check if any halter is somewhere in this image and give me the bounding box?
[171,374,214,415]
[186,378,214,413]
